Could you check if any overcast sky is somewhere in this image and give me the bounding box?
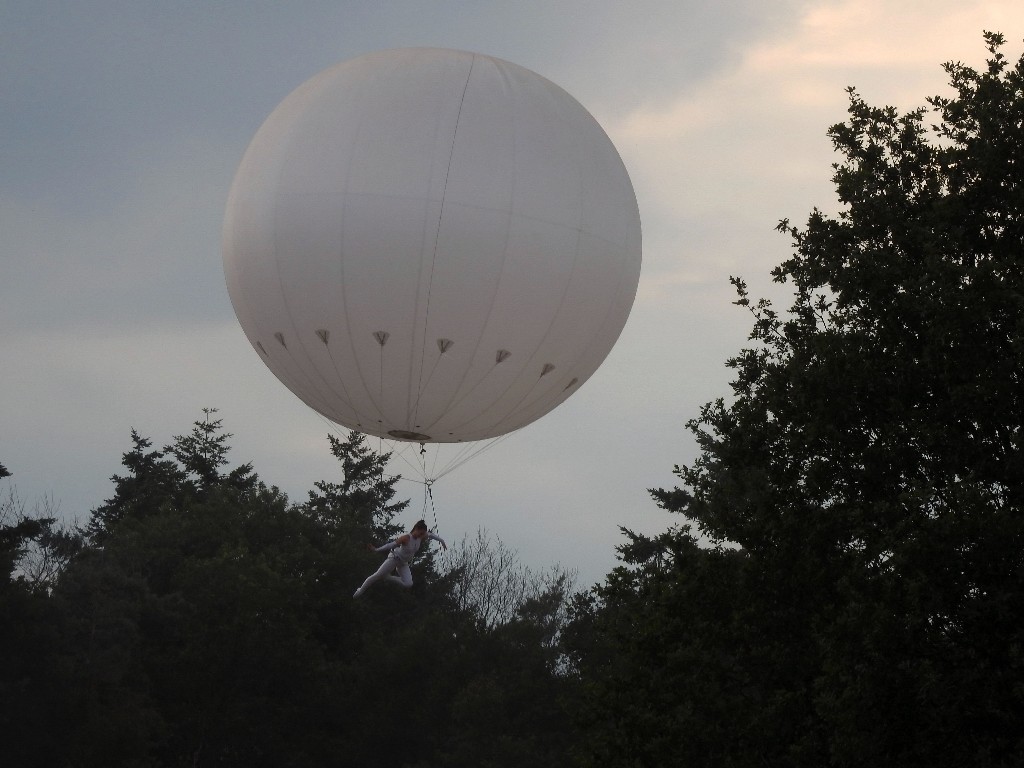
[4,1,1022,587]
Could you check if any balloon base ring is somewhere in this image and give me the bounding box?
[388,429,433,442]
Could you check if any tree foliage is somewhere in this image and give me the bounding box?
[3,415,579,767]
[304,431,408,542]
[567,32,1024,768]
[444,527,576,632]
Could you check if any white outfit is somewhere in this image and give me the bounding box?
[353,531,446,597]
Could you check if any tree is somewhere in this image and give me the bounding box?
[85,429,187,544]
[5,418,589,766]
[0,468,82,767]
[302,431,408,541]
[565,528,797,767]
[87,409,265,547]
[54,416,352,765]
[443,528,574,629]
[1,471,82,596]
[569,32,1024,768]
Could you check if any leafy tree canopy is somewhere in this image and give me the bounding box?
[5,416,581,767]
[569,32,1024,768]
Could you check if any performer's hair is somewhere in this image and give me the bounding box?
[412,519,428,532]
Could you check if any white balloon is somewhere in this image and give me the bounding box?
[223,48,641,442]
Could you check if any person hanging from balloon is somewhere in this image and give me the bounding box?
[353,519,447,598]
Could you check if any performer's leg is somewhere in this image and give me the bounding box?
[386,562,413,588]
[353,557,397,597]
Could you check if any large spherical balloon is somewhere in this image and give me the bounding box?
[223,48,641,443]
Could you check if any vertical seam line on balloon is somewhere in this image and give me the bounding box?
[411,52,477,431]
[267,95,351,424]
[536,136,643,427]
[421,58,518,438]
[470,102,587,438]
[317,330,360,420]
[336,64,390,434]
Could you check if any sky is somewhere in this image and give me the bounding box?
[4,0,1023,588]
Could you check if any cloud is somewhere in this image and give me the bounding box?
[606,0,1024,298]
